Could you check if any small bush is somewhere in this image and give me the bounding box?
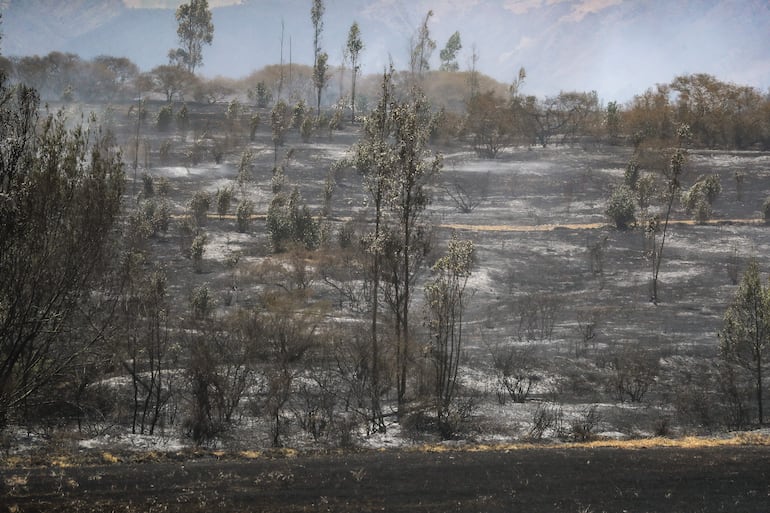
[249,114,260,141]
[141,172,154,198]
[156,104,173,131]
[606,184,636,229]
[528,402,564,440]
[191,234,207,273]
[570,405,601,442]
[176,103,189,131]
[189,191,211,226]
[236,199,254,233]
[216,186,233,219]
[190,285,212,320]
[300,116,314,142]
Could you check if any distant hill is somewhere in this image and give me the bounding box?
[3,0,769,103]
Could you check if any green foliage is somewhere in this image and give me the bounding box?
[141,172,155,197]
[189,190,211,226]
[250,81,272,108]
[191,233,207,272]
[156,104,173,131]
[719,258,770,424]
[226,99,241,126]
[215,185,232,219]
[682,174,721,223]
[346,21,364,122]
[190,284,212,320]
[249,113,260,141]
[425,235,474,437]
[300,116,314,142]
[176,103,189,131]
[271,101,290,150]
[292,100,307,129]
[267,188,318,252]
[237,149,254,186]
[313,52,329,115]
[624,160,640,189]
[606,184,637,229]
[236,199,254,233]
[173,0,214,73]
[439,31,462,72]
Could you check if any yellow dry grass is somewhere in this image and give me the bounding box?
[101,452,120,464]
[416,432,770,453]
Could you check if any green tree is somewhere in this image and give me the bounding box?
[648,124,689,304]
[350,69,397,432]
[311,0,324,68]
[313,51,329,119]
[0,80,124,429]
[439,31,462,72]
[425,235,474,437]
[719,259,770,425]
[383,87,442,411]
[345,22,364,123]
[173,0,214,74]
[271,100,290,165]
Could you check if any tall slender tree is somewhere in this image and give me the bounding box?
[351,70,396,432]
[172,0,214,74]
[409,10,436,83]
[346,22,364,123]
[311,0,327,117]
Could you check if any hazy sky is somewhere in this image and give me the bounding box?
[123,0,241,7]
[5,0,769,102]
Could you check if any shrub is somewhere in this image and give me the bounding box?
[236,199,254,233]
[159,140,172,164]
[156,104,173,131]
[267,188,318,252]
[190,285,212,320]
[300,116,314,142]
[141,172,154,197]
[191,234,207,273]
[216,186,233,219]
[250,81,272,108]
[176,103,189,131]
[189,191,211,226]
[606,184,636,229]
[249,114,260,141]
[624,160,640,189]
[237,149,254,186]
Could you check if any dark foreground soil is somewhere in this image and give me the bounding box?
[3,445,769,513]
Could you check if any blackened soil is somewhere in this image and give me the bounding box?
[3,446,769,512]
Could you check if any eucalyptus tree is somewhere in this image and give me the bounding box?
[719,258,770,425]
[350,70,397,432]
[172,0,214,74]
[384,87,442,411]
[425,235,474,437]
[345,22,364,122]
[647,124,690,304]
[439,31,462,72]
